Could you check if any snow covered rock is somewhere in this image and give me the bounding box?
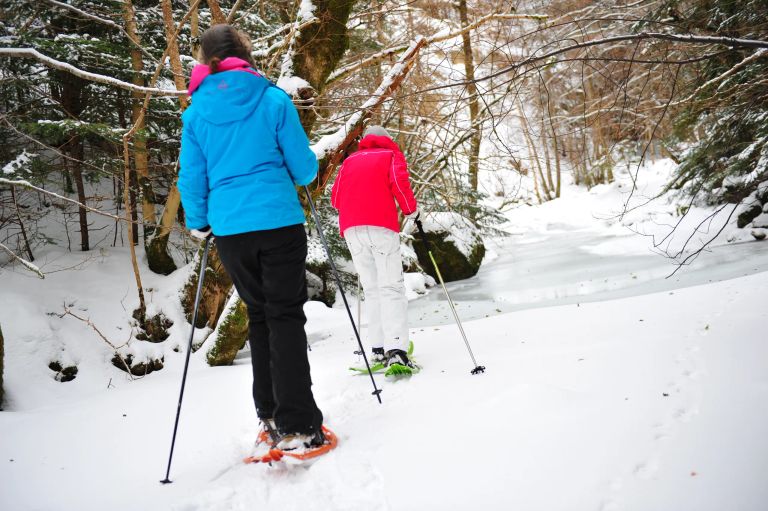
[111,353,164,377]
[751,228,767,241]
[406,212,485,282]
[737,200,763,228]
[751,213,768,229]
[48,361,78,382]
[404,272,435,300]
[307,236,336,306]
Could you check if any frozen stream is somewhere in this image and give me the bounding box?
[407,226,768,327]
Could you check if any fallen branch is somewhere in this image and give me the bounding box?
[0,241,44,279]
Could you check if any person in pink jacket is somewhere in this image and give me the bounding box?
[331,126,419,371]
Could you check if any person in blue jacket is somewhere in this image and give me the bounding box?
[178,24,325,450]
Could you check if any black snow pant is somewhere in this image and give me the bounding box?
[215,224,323,436]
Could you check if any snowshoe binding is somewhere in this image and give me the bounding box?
[244,425,338,464]
[349,341,420,376]
[384,348,415,377]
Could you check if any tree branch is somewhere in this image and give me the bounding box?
[327,12,549,84]
[0,48,186,96]
[418,32,768,94]
[311,37,427,192]
[0,241,44,279]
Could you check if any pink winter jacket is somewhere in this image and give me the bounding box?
[331,134,418,236]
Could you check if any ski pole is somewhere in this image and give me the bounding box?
[353,275,364,356]
[414,218,485,375]
[161,236,211,484]
[304,186,383,403]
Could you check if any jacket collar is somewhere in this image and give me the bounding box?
[188,57,261,96]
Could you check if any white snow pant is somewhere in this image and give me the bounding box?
[345,225,409,353]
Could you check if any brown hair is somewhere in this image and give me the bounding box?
[200,24,256,73]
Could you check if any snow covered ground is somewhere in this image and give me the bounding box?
[1,159,766,510]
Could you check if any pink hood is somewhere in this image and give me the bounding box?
[188,57,261,96]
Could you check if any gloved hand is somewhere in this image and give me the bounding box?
[190,226,212,240]
[405,208,420,221]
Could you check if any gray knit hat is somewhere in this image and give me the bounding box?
[364,125,391,138]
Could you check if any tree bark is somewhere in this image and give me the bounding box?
[68,137,90,251]
[11,186,34,261]
[145,0,190,275]
[456,0,481,198]
[206,0,227,25]
[287,0,357,133]
[122,0,157,239]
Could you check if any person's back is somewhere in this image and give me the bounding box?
[179,59,316,236]
[178,24,325,451]
[331,131,417,236]
[331,126,418,372]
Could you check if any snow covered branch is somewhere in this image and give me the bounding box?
[327,12,548,84]
[43,0,158,62]
[0,178,125,223]
[43,0,121,29]
[311,37,427,191]
[0,48,187,96]
[669,48,768,107]
[0,242,44,279]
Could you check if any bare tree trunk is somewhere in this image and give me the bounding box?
[123,135,146,317]
[122,0,156,239]
[69,138,90,251]
[145,0,191,275]
[456,0,481,198]
[161,0,189,111]
[206,0,227,25]
[519,101,551,201]
[11,187,34,261]
[191,2,200,59]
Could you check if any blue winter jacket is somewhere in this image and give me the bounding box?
[178,70,317,235]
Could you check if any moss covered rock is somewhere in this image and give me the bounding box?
[146,237,177,275]
[206,295,249,366]
[182,241,233,328]
[407,212,485,282]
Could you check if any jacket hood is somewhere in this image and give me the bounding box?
[358,134,402,152]
[187,58,270,125]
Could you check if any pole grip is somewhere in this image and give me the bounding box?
[414,218,432,253]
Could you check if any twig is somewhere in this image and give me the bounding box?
[61,304,134,379]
